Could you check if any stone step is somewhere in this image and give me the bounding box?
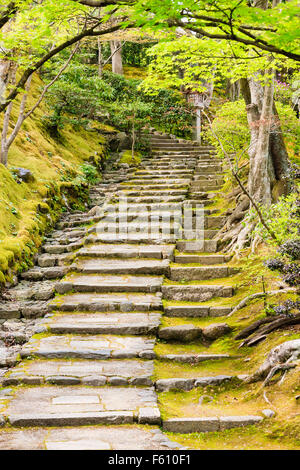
[84,233,178,244]
[177,240,218,253]
[21,266,69,281]
[78,244,174,260]
[3,359,154,387]
[193,174,223,181]
[155,375,239,392]
[119,189,188,197]
[0,425,182,450]
[43,241,84,254]
[37,253,75,268]
[195,164,223,171]
[152,150,213,156]
[128,179,191,185]
[162,416,263,433]
[90,222,184,236]
[44,311,161,335]
[158,353,235,363]
[161,284,234,301]
[120,183,189,190]
[21,334,156,360]
[174,254,230,264]
[73,258,170,275]
[2,386,161,427]
[135,170,193,176]
[140,164,197,169]
[164,305,232,317]
[158,325,202,342]
[102,202,185,211]
[149,156,204,161]
[112,196,186,204]
[169,266,237,281]
[49,292,163,312]
[56,274,163,294]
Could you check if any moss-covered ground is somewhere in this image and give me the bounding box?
[0,75,113,284]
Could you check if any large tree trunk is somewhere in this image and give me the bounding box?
[110,40,123,75]
[241,72,290,204]
[249,71,275,205]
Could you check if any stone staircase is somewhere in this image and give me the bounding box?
[0,132,263,450]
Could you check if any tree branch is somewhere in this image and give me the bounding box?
[0,18,134,113]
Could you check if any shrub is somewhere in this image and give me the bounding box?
[278,239,300,260]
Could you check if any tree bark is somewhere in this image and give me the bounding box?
[110,40,123,75]
[249,71,274,205]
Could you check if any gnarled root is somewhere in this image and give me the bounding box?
[244,339,300,385]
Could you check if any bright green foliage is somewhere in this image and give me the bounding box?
[79,163,99,185]
[132,0,300,62]
[250,192,300,245]
[43,55,194,138]
[204,99,300,162]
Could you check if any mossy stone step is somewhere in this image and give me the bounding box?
[73,258,170,276]
[84,232,178,244]
[49,292,163,312]
[174,254,230,265]
[120,183,189,190]
[112,196,185,204]
[161,285,234,302]
[177,240,218,253]
[169,266,237,281]
[21,334,156,360]
[78,243,174,260]
[158,353,235,363]
[162,416,263,433]
[3,386,160,427]
[21,266,69,281]
[164,305,232,317]
[119,189,188,197]
[56,274,163,294]
[3,359,154,387]
[155,375,237,392]
[0,426,182,450]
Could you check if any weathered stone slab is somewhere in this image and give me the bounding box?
[49,292,163,312]
[158,325,202,342]
[4,386,158,427]
[202,323,232,340]
[45,312,161,335]
[176,240,217,253]
[74,258,170,275]
[21,334,155,360]
[163,418,219,433]
[79,243,174,260]
[0,426,183,450]
[56,274,163,294]
[174,254,227,265]
[164,305,210,317]
[9,359,153,383]
[138,407,161,425]
[158,353,232,363]
[194,375,233,387]
[162,285,233,302]
[219,415,263,430]
[170,266,230,281]
[156,379,195,392]
[21,267,68,281]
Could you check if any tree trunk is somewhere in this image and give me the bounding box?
[97,39,103,78]
[110,40,123,75]
[249,71,274,205]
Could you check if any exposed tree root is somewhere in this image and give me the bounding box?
[238,313,300,348]
[228,287,296,317]
[244,339,300,384]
